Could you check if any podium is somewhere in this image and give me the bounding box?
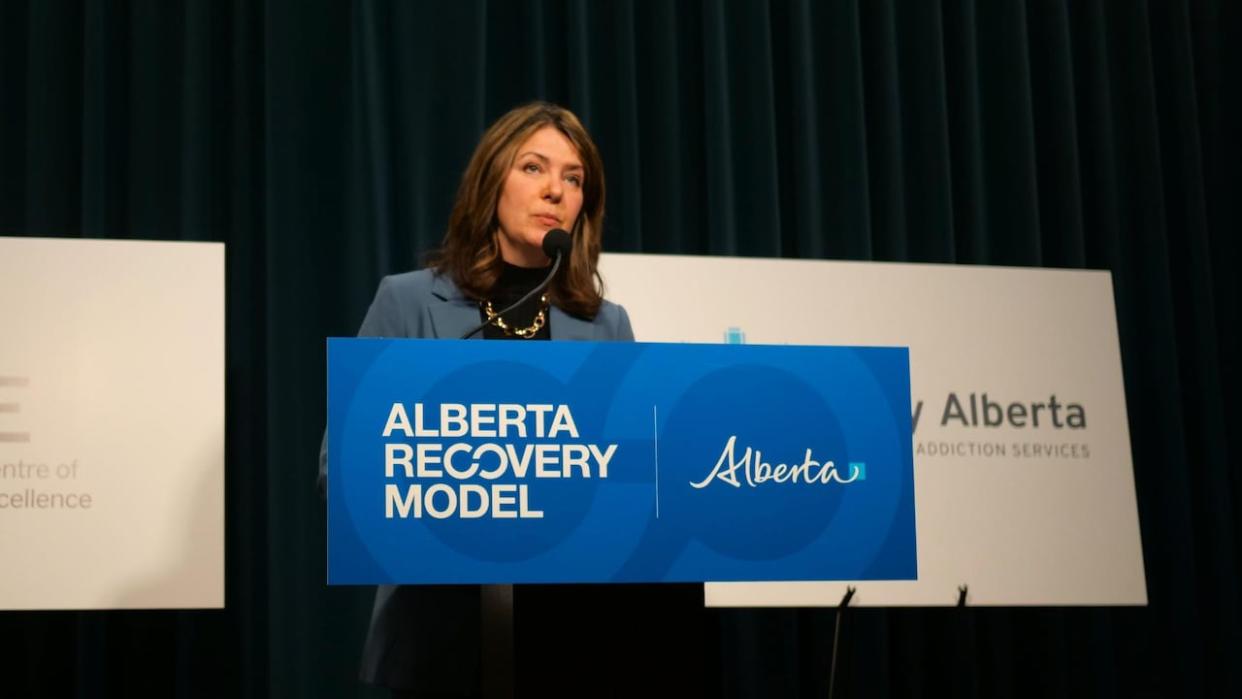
[326,338,916,586]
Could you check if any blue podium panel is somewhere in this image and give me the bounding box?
[327,339,916,584]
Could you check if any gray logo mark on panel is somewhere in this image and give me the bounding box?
[0,376,30,443]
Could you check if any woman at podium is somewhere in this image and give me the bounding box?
[326,102,704,698]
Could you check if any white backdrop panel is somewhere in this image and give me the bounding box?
[599,253,1145,607]
[0,237,224,610]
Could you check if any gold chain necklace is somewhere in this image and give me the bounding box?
[481,294,550,338]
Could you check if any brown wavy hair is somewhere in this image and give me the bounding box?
[427,101,607,318]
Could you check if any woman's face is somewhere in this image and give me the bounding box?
[495,126,585,267]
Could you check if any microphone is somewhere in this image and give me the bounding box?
[460,229,572,340]
[541,228,572,261]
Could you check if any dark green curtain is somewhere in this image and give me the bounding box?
[1,0,1238,697]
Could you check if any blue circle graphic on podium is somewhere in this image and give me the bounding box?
[409,361,602,562]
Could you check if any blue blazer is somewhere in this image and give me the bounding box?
[319,269,634,691]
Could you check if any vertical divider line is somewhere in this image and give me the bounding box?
[653,404,660,519]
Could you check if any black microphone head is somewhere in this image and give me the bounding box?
[542,228,572,260]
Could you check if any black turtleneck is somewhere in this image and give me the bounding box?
[479,261,552,340]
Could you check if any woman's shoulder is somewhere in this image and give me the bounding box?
[593,297,625,321]
[375,268,438,298]
[592,298,634,340]
[358,269,461,338]
[372,268,467,303]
